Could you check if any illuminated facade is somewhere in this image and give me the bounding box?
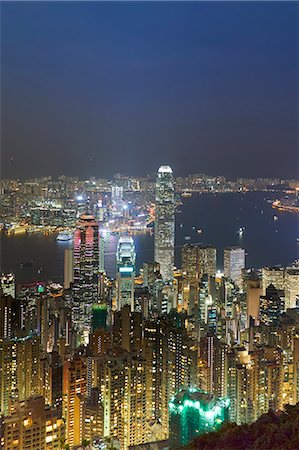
[72,214,100,344]
[154,165,175,281]
[143,317,198,436]
[169,388,230,447]
[63,357,87,447]
[262,266,285,294]
[116,236,136,311]
[0,273,15,298]
[0,396,65,450]
[0,335,42,416]
[97,350,147,450]
[224,247,245,286]
[111,185,124,216]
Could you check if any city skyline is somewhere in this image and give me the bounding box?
[2,2,298,180]
[1,2,299,449]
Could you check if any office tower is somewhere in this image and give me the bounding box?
[285,268,299,309]
[97,350,148,449]
[72,214,100,345]
[154,165,175,281]
[116,236,136,311]
[260,284,284,326]
[198,245,217,279]
[0,334,42,415]
[111,184,124,216]
[169,388,230,448]
[63,247,74,289]
[262,266,285,294]
[113,305,142,353]
[63,357,87,447]
[0,273,15,298]
[0,396,65,450]
[224,246,245,286]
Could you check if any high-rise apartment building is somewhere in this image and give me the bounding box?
[97,350,147,450]
[224,247,245,286]
[0,334,42,415]
[116,236,136,311]
[0,396,65,450]
[154,165,175,281]
[72,214,100,344]
[63,357,87,447]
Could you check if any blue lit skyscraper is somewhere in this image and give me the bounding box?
[154,165,175,281]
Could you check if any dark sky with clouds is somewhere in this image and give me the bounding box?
[1,1,298,179]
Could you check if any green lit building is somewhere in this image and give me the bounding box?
[92,304,108,331]
[169,388,230,447]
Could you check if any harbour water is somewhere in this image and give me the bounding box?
[1,192,298,285]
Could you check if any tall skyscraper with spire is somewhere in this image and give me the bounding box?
[72,214,100,344]
[154,165,175,281]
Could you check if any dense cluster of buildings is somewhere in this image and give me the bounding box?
[0,166,299,449]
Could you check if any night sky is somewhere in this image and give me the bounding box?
[1,2,298,180]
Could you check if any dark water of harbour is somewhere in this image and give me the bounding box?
[1,192,298,286]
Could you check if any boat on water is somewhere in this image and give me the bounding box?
[56,231,73,241]
[238,227,245,236]
[184,236,191,241]
[181,191,192,198]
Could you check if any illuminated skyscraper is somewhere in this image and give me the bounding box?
[154,165,175,281]
[111,185,124,216]
[98,350,148,449]
[72,214,100,344]
[0,335,42,415]
[63,357,87,447]
[116,236,136,311]
[224,246,245,286]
